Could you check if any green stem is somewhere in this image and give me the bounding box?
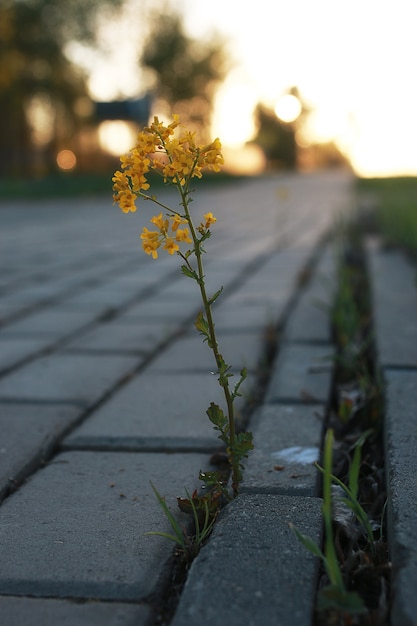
[138,191,181,216]
[323,429,345,590]
[177,176,239,496]
[150,134,240,496]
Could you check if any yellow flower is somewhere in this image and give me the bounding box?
[149,115,179,141]
[120,152,151,192]
[140,227,161,259]
[199,138,224,172]
[112,170,128,192]
[135,131,159,155]
[151,213,169,233]
[118,191,138,214]
[112,171,138,213]
[175,228,192,243]
[203,212,217,228]
[171,214,188,231]
[163,237,180,255]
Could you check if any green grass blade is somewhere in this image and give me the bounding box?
[144,530,185,547]
[289,523,325,560]
[149,482,186,549]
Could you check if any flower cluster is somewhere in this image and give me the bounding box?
[140,211,217,259]
[112,115,224,215]
[197,212,217,234]
[140,212,192,259]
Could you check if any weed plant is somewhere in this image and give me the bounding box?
[292,224,390,624]
[291,429,365,615]
[112,115,253,559]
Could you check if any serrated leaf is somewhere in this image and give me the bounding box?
[194,311,209,336]
[208,286,223,306]
[206,402,228,430]
[181,264,198,280]
[232,367,247,399]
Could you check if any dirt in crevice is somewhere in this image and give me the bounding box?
[314,228,391,626]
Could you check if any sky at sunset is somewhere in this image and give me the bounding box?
[182,0,417,177]
[71,0,417,177]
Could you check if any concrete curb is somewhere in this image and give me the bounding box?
[368,241,417,626]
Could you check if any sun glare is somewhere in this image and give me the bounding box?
[62,0,417,178]
[274,95,302,124]
[98,121,136,156]
[222,144,266,175]
[211,77,258,146]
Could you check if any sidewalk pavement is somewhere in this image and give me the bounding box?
[0,171,416,626]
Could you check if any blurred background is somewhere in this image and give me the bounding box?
[1,0,416,189]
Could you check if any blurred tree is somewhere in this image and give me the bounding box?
[298,141,351,171]
[140,8,228,140]
[0,0,122,177]
[251,104,298,170]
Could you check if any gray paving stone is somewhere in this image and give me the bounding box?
[211,293,282,330]
[200,266,247,295]
[0,450,211,600]
[0,597,151,626]
[104,267,174,289]
[64,370,244,451]
[285,247,336,342]
[1,307,99,337]
[119,296,199,323]
[62,320,171,354]
[0,337,51,374]
[59,286,138,308]
[0,353,139,405]
[266,343,333,403]
[0,402,82,500]
[0,304,31,325]
[242,404,322,496]
[147,330,265,373]
[0,283,70,300]
[248,248,312,282]
[0,288,55,307]
[384,369,417,626]
[172,493,323,626]
[368,242,417,367]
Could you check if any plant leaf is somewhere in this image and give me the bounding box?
[206,402,228,431]
[208,286,223,306]
[144,530,185,547]
[289,523,325,560]
[148,482,185,549]
[194,311,209,338]
[181,264,198,280]
[317,585,365,613]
